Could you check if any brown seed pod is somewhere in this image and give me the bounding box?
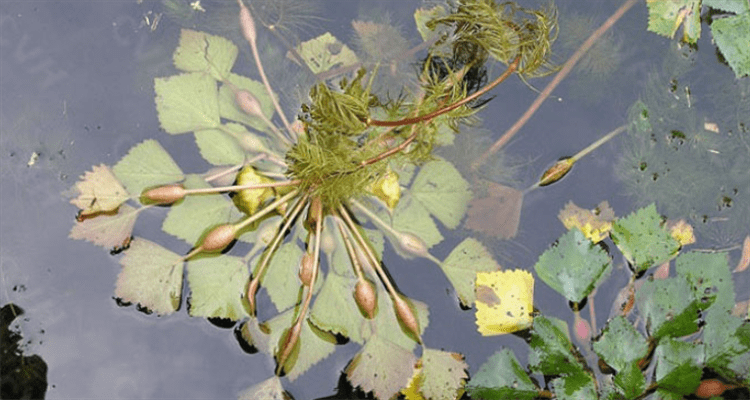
[141,184,186,205]
[354,278,377,319]
[306,196,323,229]
[201,224,237,252]
[246,278,260,316]
[539,157,574,187]
[694,379,736,398]
[393,295,421,343]
[235,90,263,118]
[276,322,303,376]
[298,253,315,287]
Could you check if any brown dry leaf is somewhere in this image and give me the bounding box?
[68,203,139,250]
[465,181,522,239]
[70,164,129,217]
[734,235,750,273]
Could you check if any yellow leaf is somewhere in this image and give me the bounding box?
[558,201,615,243]
[401,363,425,400]
[232,165,275,215]
[475,270,534,336]
[668,219,695,246]
[368,168,401,210]
[70,164,129,216]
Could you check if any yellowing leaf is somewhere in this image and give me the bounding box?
[668,219,696,246]
[368,168,401,210]
[69,203,139,251]
[419,348,468,400]
[558,201,615,243]
[475,269,534,336]
[291,32,358,74]
[115,237,184,315]
[172,29,238,80]
[346,335,417,400]
[154,72,220,134]
[70,164,129,216]
[112,139,184,197]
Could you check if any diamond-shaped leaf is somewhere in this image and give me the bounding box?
[467,348,539,400]
[534,228,611,304]
[172,29,238,80]
[186,255,249,321]
[592,316,649,372]
[611,204,680,272]
[154,72,220,134]
[635,276,702,339]
[115,237,184,315]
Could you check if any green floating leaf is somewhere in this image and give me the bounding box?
[186,255,249,321]
[309,272,363,343]
[410,159,472,229]
[441,237,501,307]
[262,240,304,313]
[363,289,429,351]
[611,204,680,272]
[702,308,750,380]
[419,348,468,400]
[161,175,242,245]
[592,316,649,372]
[467,348,539,400]
[528,316,585,376]
[704,0,750,14]
[534,228,611,304]
[217,73,274,134]
[675,251,735,312]
[551,371,597,400]
[263,311,337,381]
[646,0,702,43]
[654,337,704,395]
[172,29,238,80]
[294,32,359,74]
[154,72,220,134]
[710,12,750,78]
[346,335,417,400]
[193,126,246,166]
[112,139,184,198]
[635,276,702,339]
[115,237,184,315]
[613,362,647,400]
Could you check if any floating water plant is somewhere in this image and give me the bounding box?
[68,0,558,397]
[468,203,750,399]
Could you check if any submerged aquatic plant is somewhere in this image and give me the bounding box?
[68,0,557,397]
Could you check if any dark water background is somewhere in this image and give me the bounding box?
[1,0,746,399]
